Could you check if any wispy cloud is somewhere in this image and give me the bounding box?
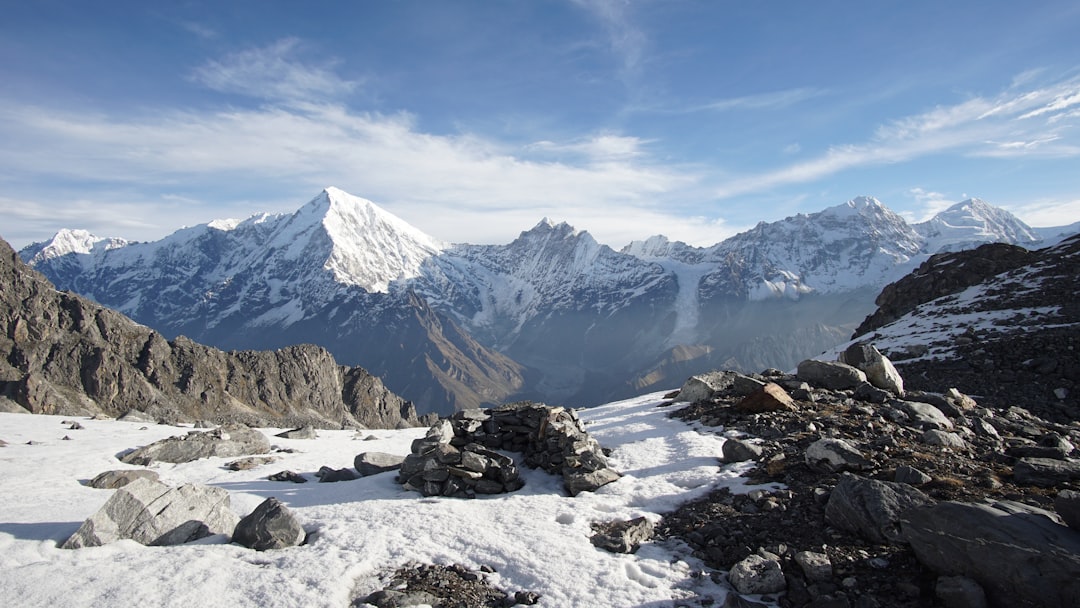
[570,0,646,76]
[692,88,828,113]
[714,74,1080,199]
[190,38,359,104]
[905,188,958,223]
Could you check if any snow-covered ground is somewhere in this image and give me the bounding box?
[0,392,777,607]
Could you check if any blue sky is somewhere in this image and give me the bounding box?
[3,1,1080,249]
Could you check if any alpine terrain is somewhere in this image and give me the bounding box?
[21,188,1071,415]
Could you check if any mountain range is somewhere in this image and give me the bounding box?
[19,187,1072,415]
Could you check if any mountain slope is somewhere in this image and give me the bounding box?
[0,236,423,428]
[913,198,1042,253]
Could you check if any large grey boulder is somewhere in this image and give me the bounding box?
[676,371,741,402]
[840,343,904,396]
[232,497,306,551]
[120,424,271,465]
[796,359,867,391]
[825,473,934,544]
[354,451,406,476]
[62,478,238,548]
[901,500,1080,608]
[805,438,872,473]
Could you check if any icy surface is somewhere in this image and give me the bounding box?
[0,393,780,607]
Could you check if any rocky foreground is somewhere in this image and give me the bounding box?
[659,345,1080,608]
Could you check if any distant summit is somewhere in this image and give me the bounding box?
[914,198,1041,253]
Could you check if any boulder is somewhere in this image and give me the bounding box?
[794,550,833,582]
[316,466,358,483]
[1055,490,1080,531]
[274,426,317,440]
[676,371,740,402]
[722,438,764,463]
[796,359,866,391]
[62,478,238,548]
[804,438,872,473]
[825,473,934,544]
[893,400,954,431]
[735,383,795,413]
[922,430,967,449]
[840,343,905,396]
[87,469,160,489]
[589,517,654,554]
[902,500,1080,608]
[728,553,786,595]
[232,497,306,551]
[1012,457,1080,487]
[935,575,988,608]
[119,424,271,465]
[894,465,932,486]
[354,452,406,476]
[563,467,622,497]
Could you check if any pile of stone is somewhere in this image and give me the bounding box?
[663,343,1080,608]
[398,402,620,498]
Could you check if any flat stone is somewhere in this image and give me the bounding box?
[805,438,872,473]
[893,400,954,431]
[119,424,270,465]
[354,451,406,476]
[563,467,621,496]
[87,469,160,489]
[796,359,867,391]
[274,426,317,440]
[735,382,795,413]
[1012,457,1080,487]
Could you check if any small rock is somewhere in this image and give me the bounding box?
[1012,458,1080,487]
[590,517,654,554]
[514,591,541,605]
[794,550,833,582]
[316,466,358,483]
[226,456,277,471]
[274,426,317,440]
[722,438,764,463]
[728,553,787,595]
[268,470,308,483]
[893,400,954,431]
[233,497,306,551]
[894,465,932,486]
[735,383,796,413]
[922,430,967,449]
[805,438,872,473]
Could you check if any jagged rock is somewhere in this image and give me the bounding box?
[0,237,423,429]
[119,424,270,465]
[676,371,741,402]
[232,497,306,551]
[589,516,654,553]
[840,343,905,395]
[892,400,954,431]
[275,426,317,440]
[825,473,934,544]
[796,359,867,391]
[735,383,795,413]
[794,550,833,582]
[728,553,786,595]
[1055,490,1080,531]
[354,452,406,476]
[1012,457,1080,487]
[62,478,238,548]
[722,438,764,463]
[935,575,988,608]
[268,470,307,483]
[894,465,932,486]
[804,438,872,473]
[902,500,1080,608]
[316,466,358,483]
[563,467,622,497]
[87,469,160,489]
[226,456,277,471]
[853,382,891,404]
[922,429,967,449]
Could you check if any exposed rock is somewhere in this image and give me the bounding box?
[902,500,1080,608]
[590,516,654,554]
[804,438,872,473]
[275,426,317,440]
[268,470,308,483]
[794,550,833,582]
[728,553,786,595]
[563,467,622,497]
[232,497,306,551]
[935,575,988,608]
[892,400,954,431]
[226,456,277,471]
[62,478,238,548]
[722,438,764,463]
[1011,457,1080,487]
[840,343,905,395]
[316,466,358,483]
[922,430,967,449]
[355,562,531,608]
[894,465,932,486]
[1055,489,1080,531]
[735,382,795,413]
[796,359,867,391]
[825,474,935,544]
[0,236,423,429]
[676,370,741,402]
[354,452,406,476]
[87,469,160,489]
[119,424,271,465]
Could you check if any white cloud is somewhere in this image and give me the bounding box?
[695,88,827,113]
[905,188,958,223]
[1006,197,1080,228]
[570,0,646,75]
[190,38,359,103]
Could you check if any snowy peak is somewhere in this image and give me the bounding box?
[21,228,128,265]
[915,198,1041,253]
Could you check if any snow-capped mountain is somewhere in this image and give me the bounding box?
[19,189,1074,414]
[913,198,1042,253]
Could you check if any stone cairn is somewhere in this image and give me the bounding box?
[398,402,621,498]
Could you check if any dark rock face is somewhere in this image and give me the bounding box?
[233,497,306,551]
[824,473,934,544]
[853,242,1038,338]
[0,237,422,428]
[901,500,1080,608]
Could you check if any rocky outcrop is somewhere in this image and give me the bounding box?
[119,424,271,465]
[62,478,238,548]
[0,236,423,428]
[853,242,1038,338]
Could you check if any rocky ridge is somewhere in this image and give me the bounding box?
[0,236,424,429]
